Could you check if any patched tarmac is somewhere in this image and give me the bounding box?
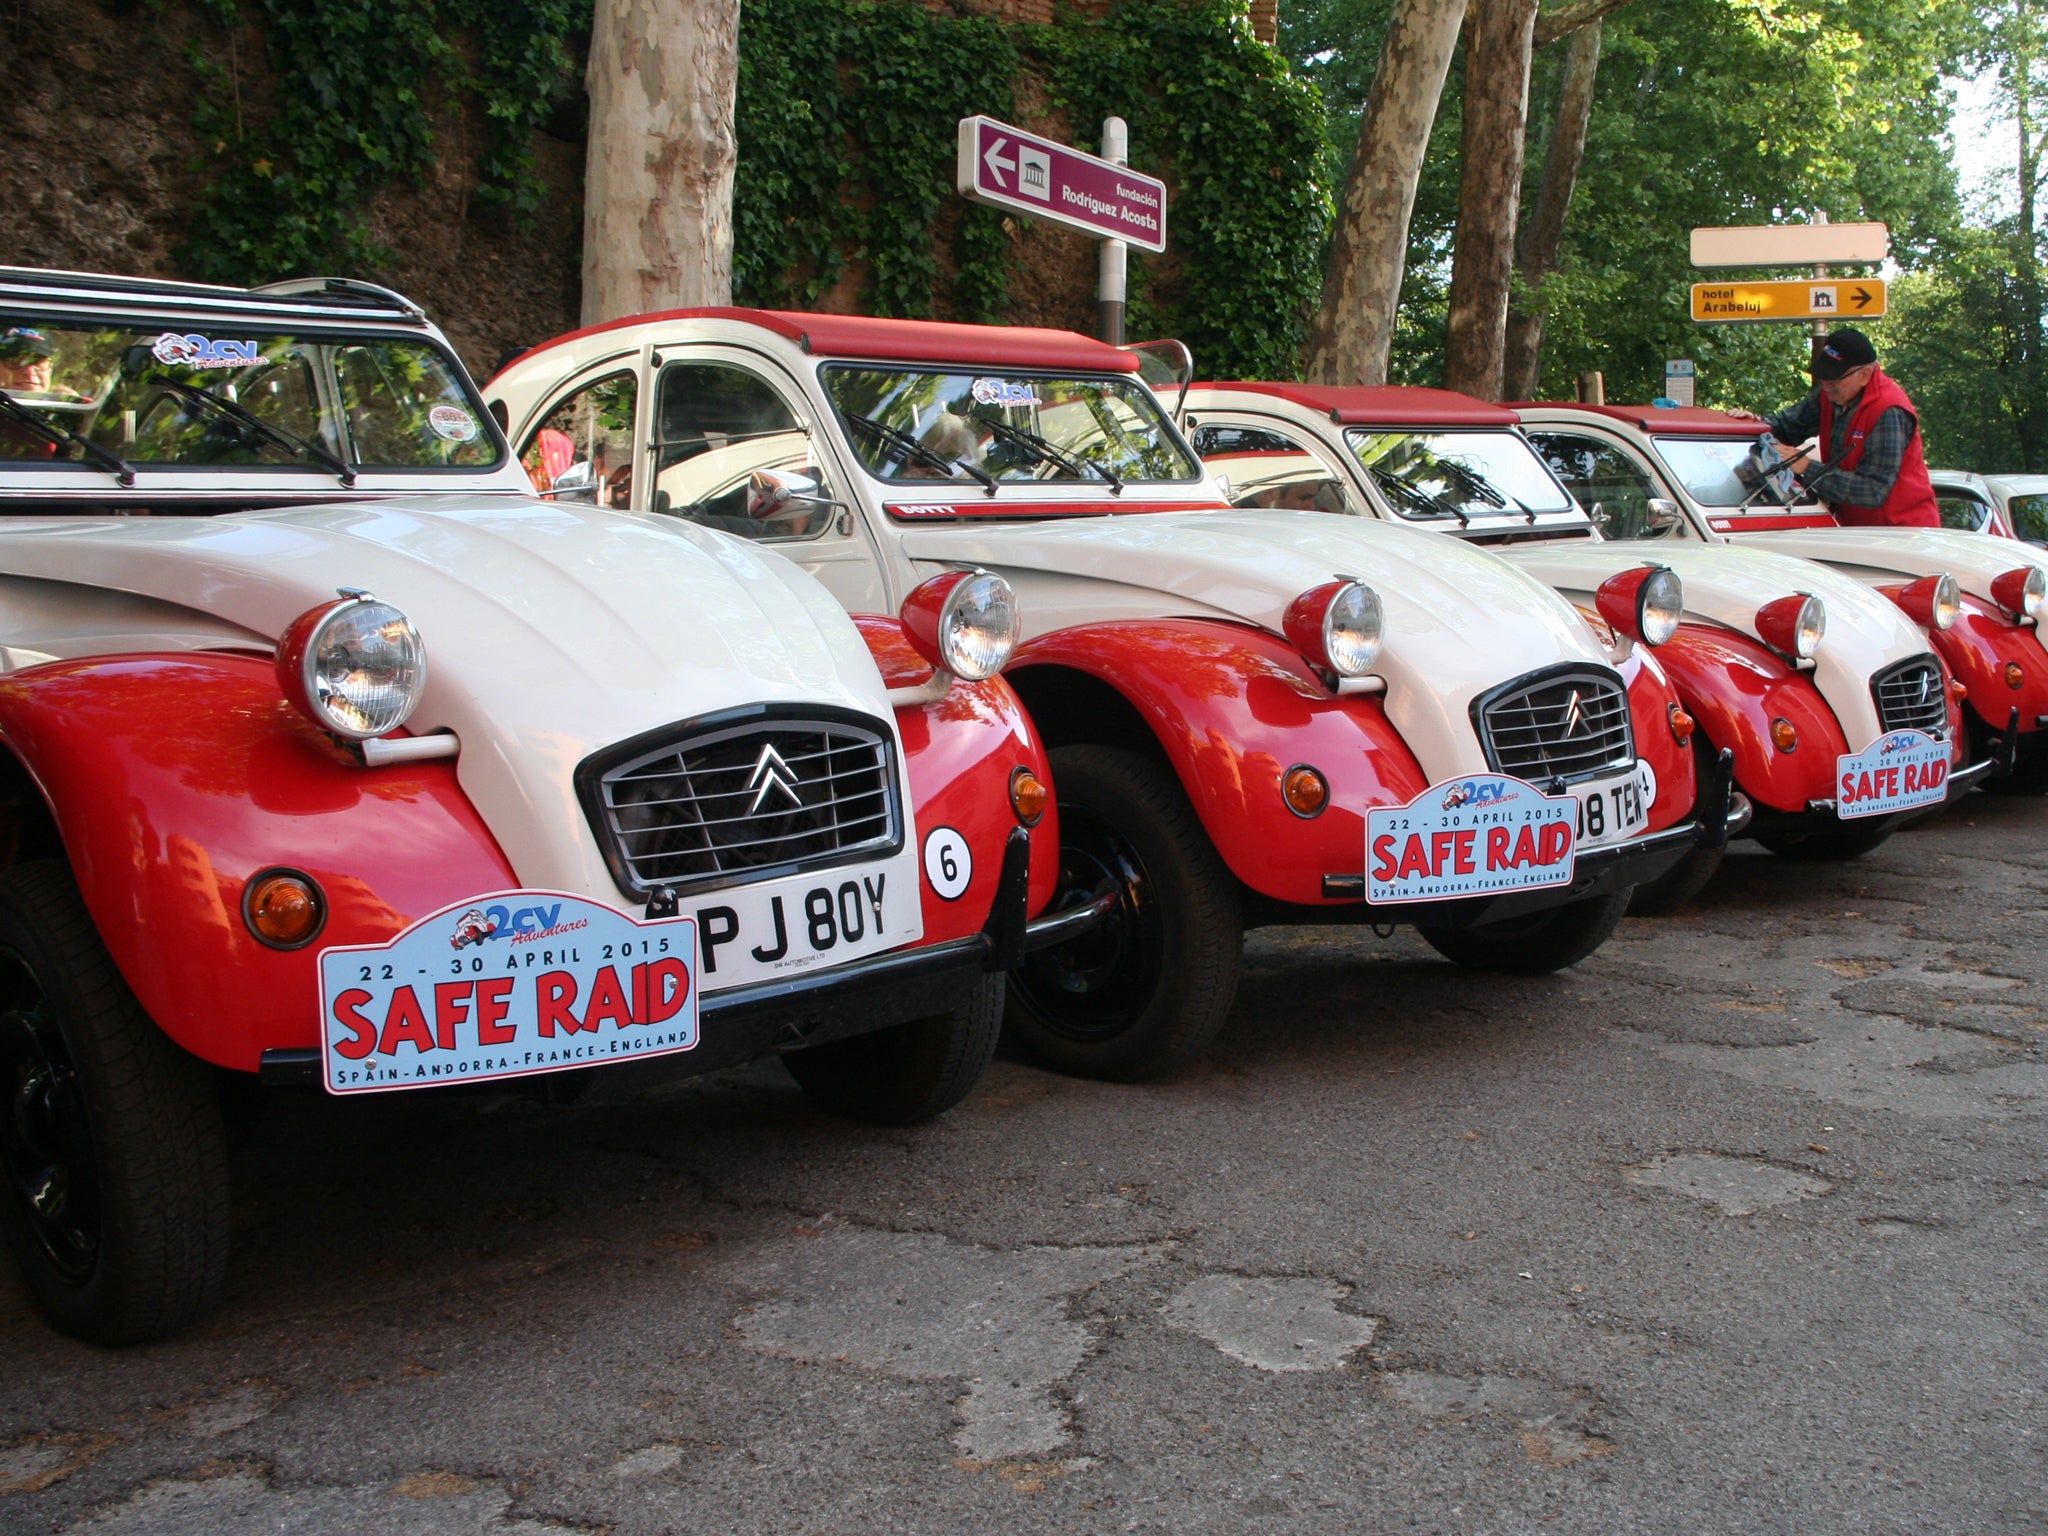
[4,797,2047,1534]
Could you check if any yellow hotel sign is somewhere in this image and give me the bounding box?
[1691,278,1888,323]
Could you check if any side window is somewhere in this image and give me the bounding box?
[1936,491,1991,533]
[1188,420,1365,516]
[1530,432,1660,539]
[2010,494,2048,545]
[652,362,833,541]
[522,370,637,504]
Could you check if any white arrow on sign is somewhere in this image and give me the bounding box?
[983,137,1015,188]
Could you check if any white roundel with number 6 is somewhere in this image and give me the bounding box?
[923,826,973,900]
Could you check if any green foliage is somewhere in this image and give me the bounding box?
[1282,0,1968,402]
[733,0,1020,319]
[180,0,584,283]
[1888,225,2042,469]
[733,0,1334,373]
[1037,0,1335,376]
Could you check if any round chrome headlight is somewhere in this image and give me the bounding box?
[278,593,427,740]
[1284,579,1384,677]
[1637,566,1683,647]
[1930,572,1961,632]
[1993,564,2047,621]
[1323,581,1385,674]
[900,569,1020,681]
[1756,593,1826,661]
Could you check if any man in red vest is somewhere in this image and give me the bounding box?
[1759,327,1939,527]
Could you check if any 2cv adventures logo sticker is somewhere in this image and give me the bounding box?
[150,333,270,369]
[317,891,698,1094]
[1366,774,1577,904]
[1835,730,1949,819]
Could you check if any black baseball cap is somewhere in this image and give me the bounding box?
[0,328,54,362]
[1810,327,1877,380]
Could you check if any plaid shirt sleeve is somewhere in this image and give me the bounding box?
[1763,390,1822,445]
[1806,406,1915,510]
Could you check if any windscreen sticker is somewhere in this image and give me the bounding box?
[1835,731,1949,820]
[971,378,1040,409]
[1366,774,1577,904]
[151,332,269,369]
[428,403,480,442]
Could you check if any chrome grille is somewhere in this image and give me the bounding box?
[1872,655,1948,737]
[588,716,898,894]
[1475,667,1635,785]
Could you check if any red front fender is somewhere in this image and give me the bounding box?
[853,613,1058,936]
[1618,645,1698,832]
[1653,624,1847,813]
[1008,619,1429,905]
[0,654,518,1071]
[1929,597,2048,739]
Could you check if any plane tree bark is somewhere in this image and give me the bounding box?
[581,0,740,325]
[1307,0,1471,386]
[1441,0,1540,399]
[1502,17,1604,400]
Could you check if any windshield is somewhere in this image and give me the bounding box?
[1652,434,1801,509]
[820,366,1200,486]
[1340,428,1575,520]
[0,318,498,472]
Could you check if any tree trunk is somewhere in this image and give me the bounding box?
[581,0,740,326]
[1442,0,1539,400]
[1502,17,1603,400]
[2014,52,2047,470]
[1306,0,1471,386]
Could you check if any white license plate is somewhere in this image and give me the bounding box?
[1568,762,1654,847]
[681,853,925,993]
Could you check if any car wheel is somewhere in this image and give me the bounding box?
[1753,822,1894,860]
[1982,754,2048,796]
[0,861,231,1345]
[1417,890,1631,975]
[782,973,1003,1125]
[1004,744,1242,1082]
[1627,842,1727,916]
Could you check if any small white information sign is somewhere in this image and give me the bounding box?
[1663,359,1695,408]
[318,891,698,1095]
[1834,731,1950,820]
[1367,774,1578,904]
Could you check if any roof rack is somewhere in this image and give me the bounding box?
[0,266,429,326]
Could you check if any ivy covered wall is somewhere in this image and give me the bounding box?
[735,0,1334,377]
[0,0,1331,378]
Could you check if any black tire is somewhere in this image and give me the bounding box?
[1753,821,1894,860]
[783,974,1003,1125]
[0,860,231,1345]
[1982,755,2048,796]
[1417,890,1631,975]
[1627,842,1727,916]
[1004,744,1242,1082]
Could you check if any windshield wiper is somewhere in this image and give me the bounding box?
[844,411,997,496]
[980,418,1123,494]
[156,378,356,486]
[1366,463,1466,526]
[0,388,137,486]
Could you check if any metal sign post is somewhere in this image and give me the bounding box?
[1098,118,1129,345]
[956,113,1168,344]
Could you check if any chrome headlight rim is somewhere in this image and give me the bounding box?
[1930,572,1962,632]
[1321,579,1385,676]
[283,592,428,741]
[1636,565,1683,648]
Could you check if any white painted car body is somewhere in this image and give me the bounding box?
[489,312,1653,788]
[1183,383,1936,756]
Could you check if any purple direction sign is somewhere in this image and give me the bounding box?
[955,115,1167,254]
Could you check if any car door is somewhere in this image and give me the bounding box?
[1183,413,1371,516]
[1524,428,1691,542]
[646,351,891,614]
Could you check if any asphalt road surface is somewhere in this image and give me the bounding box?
[5,795,2047,1535]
